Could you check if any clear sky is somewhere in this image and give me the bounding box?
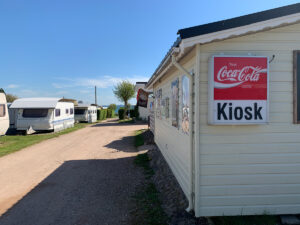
[1,0,298,105]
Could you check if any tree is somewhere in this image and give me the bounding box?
[108,103,117,111]
[6,94,18,103]
[113,81,135,118]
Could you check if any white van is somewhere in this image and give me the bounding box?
[10,98,74,132]
[0,90,9,135]
[75,105,97,123]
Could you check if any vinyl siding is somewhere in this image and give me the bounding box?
[153,49,195,199]
[195,23,300,217]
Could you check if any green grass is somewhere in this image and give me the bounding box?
[212,214,279,225]
[0,123,87,157]
[134,129,146,147]
[132,153,168,225]
[118,118,134,124]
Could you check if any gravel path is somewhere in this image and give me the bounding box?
[0,119,147,225]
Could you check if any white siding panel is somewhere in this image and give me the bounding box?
[195,23,300,217]
[153,51,195,199]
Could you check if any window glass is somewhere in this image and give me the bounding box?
[55,109,61,117]
[23,109,48,118]
[70,108,74,115]
[66,109,69,114]
[75,109,86,115]
[0,104,5,117]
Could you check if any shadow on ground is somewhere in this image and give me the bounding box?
[104,135,138,152]
[0,158,142,225]
[92,119,147,128]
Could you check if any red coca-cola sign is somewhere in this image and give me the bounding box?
[209,56,269,125]
[214,56,268,100]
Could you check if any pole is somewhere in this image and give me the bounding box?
[95,86,97,106]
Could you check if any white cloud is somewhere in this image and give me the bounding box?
[7,84,19,89]
[52,75,149,89]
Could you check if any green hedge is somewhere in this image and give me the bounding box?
[97,109,108,121]
[97,108,115,121]
[118,108,125,120]
[129,105,139,118]
[107,109,115,118]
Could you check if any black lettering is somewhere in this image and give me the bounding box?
[234,107,243,120]
[229,103,233,120]
[244,107,252,120]
[218,103,227,120]
[254,103,263,120]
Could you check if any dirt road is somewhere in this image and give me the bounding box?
[0,119,147,225]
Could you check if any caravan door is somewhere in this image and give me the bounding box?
[0,93,9,135]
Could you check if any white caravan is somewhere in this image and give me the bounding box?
[10,98,74,133]
[0,90,9,135]
[75,105,97,123]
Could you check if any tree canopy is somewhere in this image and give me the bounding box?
[113,81,135,118]
[6,94,18,103]
[108,103,117,111]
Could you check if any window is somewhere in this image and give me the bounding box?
[70,108,74,115]
[294,51,300,123]
[75,109,86,115]
[0,104,5,117]
[55,109,61,117]
[66,109,69,114]
[23,109,48,118]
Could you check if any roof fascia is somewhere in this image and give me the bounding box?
[181,12,300,48]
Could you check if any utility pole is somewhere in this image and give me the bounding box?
[95,86,97,106]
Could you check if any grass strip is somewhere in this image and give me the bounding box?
[0,123,87,157]
[118,118,134,124]
[134,129,146,147]
[132,151,168,225]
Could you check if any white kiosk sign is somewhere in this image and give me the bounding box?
[208,56,269,125]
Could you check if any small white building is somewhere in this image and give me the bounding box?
[9,98,74,133]
[0,90,9,135]
[135,82,153,120]
[74,104,97,123]
[146,3,300,217]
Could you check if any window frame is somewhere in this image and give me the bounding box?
[293,51,300,124]
[0,104,6,117]
[22,108,48,118]
[55,109,61,117]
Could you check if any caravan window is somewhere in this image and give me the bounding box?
[23,109,48,118]
[0,104,5,117]
[55,109,61,117]
[70,108,74,115]
[66,109,69,114]
[75,109,86,115]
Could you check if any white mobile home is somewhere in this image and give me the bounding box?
[146,3,300,217]
[0,90,9,135]
[74,105,97,123]
[10,98,74,133]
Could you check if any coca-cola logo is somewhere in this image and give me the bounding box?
[215,66,267,89]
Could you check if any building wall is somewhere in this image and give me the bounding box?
[195,23,300,216]
[153,48,196,199]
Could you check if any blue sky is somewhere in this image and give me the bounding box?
[1,0,298,105]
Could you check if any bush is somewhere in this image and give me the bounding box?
[107,109,115,118]
[118,108,125,120]
[97,109,101,120]
[134,105,139,118]
[130,109,135,118]
[97,109,108,121]
[108,104,117,111]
